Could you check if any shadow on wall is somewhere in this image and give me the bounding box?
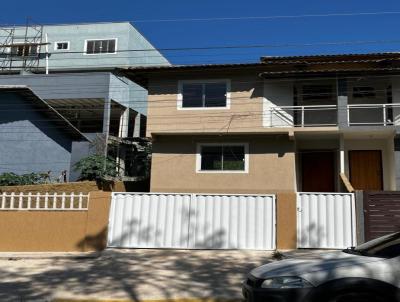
[0,91,74,153]
[152,135,293,159]
[77,227,108,252]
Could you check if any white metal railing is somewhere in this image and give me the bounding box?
[266,105,338,127]
[0,192,89,211]
[347,103,400,126]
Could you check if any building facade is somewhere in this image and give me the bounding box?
[122,53,400,194]
[0,22,169,181]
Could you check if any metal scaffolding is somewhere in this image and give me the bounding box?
[0,20,47,72]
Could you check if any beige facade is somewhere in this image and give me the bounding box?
[147,70,289,136]
[150,135,296,193]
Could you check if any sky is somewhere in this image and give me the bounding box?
[3,0,400,64]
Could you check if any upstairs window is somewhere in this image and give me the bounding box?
[302,85,334,102]
[179,80,230,109]
[197,143,248,173]
[10,44,39,57]
[54,41,70,50]
[85,39,117,54]
[353,86,376,98]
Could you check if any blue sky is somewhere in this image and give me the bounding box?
[4,0,400,64]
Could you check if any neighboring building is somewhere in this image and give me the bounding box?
[0,86,89,178]
[0,22,169,181]
[121,53,400,194]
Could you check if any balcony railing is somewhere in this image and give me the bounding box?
[347,103,399,126]
[265,103,399,128]
[266,105,338,127]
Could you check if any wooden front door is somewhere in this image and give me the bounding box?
[349,150,383,190]
[301,151,335,192]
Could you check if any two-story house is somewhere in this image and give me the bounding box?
[121,52,400,194]
[0,22,169,181]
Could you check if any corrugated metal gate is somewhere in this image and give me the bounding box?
[363,191,400,241]
[297,192,357,249]
[107,192,276,250]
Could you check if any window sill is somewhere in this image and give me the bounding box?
[196,170,248,174]
[178,106,230,111]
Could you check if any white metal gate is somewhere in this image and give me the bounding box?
[108,192,276,250]
[297,192,357,249]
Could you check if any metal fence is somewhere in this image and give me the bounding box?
[0,192,89,211]
[108,192,276,250]
[297,192,356,249]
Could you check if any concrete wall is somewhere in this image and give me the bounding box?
[150,135,296,193]
[0,91,77,178]
[263,80,294,127]
[0,191,111,252]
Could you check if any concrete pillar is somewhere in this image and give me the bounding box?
[337,78,349,128]
[276,192,297,250]
[102,98,111,135]
[133,113,141,137]
[102,98,112,160]
[118,108,129,138]
[339,134,345,174]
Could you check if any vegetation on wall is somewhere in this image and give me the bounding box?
[0,172,48,186]
[74,155,117,181]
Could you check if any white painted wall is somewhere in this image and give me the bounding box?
[263,80,294,127]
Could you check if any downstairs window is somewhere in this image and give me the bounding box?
[197,143,248,172]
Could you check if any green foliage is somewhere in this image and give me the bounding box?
[74,155,117,181]
[0,172,47,186]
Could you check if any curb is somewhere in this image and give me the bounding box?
[0,251,102,260]
[53,299,241,302]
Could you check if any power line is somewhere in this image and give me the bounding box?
[130,11,400,23]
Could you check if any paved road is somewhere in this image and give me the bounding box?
[0,249,277,301]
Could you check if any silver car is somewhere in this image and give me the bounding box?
[242,232,400,302]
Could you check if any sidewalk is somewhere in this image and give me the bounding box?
[0,249,330,302]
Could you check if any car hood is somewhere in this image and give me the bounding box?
[251,251,384,279]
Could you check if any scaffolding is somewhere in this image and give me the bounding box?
[0,21,47,73]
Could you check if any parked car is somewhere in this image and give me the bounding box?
[242,232,400,302]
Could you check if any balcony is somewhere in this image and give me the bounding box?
[347,103,399,126]
[265,105,338,127]
[265,103,398,128]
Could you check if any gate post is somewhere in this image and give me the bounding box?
[276,192,297,250]
[354,190,365,244]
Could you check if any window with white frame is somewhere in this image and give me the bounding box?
[179,80,230,109]
[54,41,70,50]
[85,39,117,54]
[197,143,248,172]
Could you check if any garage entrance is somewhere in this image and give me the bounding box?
[107,192,276,250]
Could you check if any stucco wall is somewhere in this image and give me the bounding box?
[0,92,76,179]
[147,72,266,136]
[0,191,111,252]
[150,135,296,193]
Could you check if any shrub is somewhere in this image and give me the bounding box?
[0,172,47,186]
[74,155,117,181]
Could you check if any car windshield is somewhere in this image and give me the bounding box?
[344,232,400,258]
